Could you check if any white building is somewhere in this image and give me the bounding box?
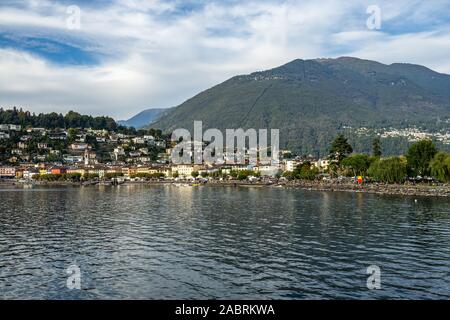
[313,159,331,171]
[285,160,299,172]
[0,167,16,177]
[64,155,84,163]
[254,165,280,177]
[70,143,89,151]
[9,124,21,131]
[132,137,146,144]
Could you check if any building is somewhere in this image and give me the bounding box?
[23,168,39,180]
[63,155,84,163]
[26,127,46,134]
[9,124,22,131]
[0,167,16,178]
[285,160,299,172]
[0,132,10,139]
[313,159,331,171]
[171,164,202,178]
[70,143,89,151]
[84,150,98,165]
[35,155,46,162]
[49,132,67,140]
[50,167,66,175]
[50,149,61,155]
[66,168,87,176]
[113,147,125,160]
[132,137,146,144]
[254,165,281,177]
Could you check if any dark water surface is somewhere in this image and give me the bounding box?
[0,185,449,299]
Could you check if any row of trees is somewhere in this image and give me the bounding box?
[0,108,171,136]
[327,134,450,183]
[130,172,166,180]
[0,108,118,130]
[171,169,263,180]
[283,162,319,180]
[34,172,125,181]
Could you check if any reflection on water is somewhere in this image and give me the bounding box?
[0,185,449,299]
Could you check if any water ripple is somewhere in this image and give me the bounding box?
[1,185,449,299]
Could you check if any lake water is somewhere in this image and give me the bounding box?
[0,185,449,299]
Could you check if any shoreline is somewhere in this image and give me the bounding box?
[282,180,450,198]
[2,179,450,197]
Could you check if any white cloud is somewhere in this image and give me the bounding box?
[0,0,449,119]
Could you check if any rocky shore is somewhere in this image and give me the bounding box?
[282,180,450,197]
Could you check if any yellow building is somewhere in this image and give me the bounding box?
[171,165,202,178]
[66,168,87,176]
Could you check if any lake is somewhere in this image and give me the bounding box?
[0,185,449,299]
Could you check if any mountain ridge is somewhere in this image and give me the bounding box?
[118,108,168,128]
[151,57,450,155]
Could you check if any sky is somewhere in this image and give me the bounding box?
[1,0,450,120]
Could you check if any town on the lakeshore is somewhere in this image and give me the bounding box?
[0,121,330,181]
[1,114,450,185]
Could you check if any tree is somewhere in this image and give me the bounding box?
[293,162,319,180]
[329,134,353,162]
[341,154,372,176]
[406,140,437,177]
[368,157,407,183]
[191,171,199,178]
[105,172,124,179]
[429,152,450,182]
[172,171,179,178]
[236,170,257,180]
[372,137,382,157]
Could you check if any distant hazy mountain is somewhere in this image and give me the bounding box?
[152,57,450,155]
[118,108,168,128]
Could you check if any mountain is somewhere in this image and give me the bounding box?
[152,57,450,156]
[118,108,168,128]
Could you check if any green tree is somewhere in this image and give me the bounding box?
[294,162,319,180]
[341,154,372,176]
[406,140,437,177]
[368,157,407,183]
[429,152,450,182]
[236,170,257,180]
[372,137,382,157]
[105,172,124,179]
[191,171,199,178]
[329,134,353,162]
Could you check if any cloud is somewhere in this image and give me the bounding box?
[0,0,450,119]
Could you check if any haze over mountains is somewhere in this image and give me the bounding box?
[143,57,450,155]
[118,108,168,129]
